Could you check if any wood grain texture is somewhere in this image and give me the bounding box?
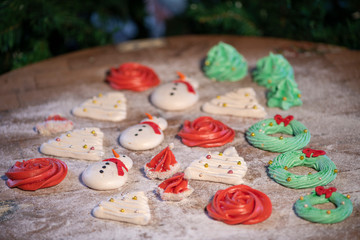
[0,35,359,240]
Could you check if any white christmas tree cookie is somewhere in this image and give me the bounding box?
[81,150,133,190]
[150,72,199,111]
[72,92,126,122]
[202,88,266,118]
[184,147,247,185]
[40,127,104,161]
[93,191,151,225]
[119,113,168,151]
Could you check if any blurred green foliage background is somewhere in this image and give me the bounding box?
[1,0,359,74]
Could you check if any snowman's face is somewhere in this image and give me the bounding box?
[151,82,199,111]
[81,161,128,190]
[119,123,164,150]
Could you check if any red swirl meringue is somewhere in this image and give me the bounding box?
[107,62,160,91]
[178,116,235,148]
[206,185,272,225]
[5,158,68,191]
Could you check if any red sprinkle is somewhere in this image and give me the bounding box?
[90,146,95,150]
[206,155,211,159]
[56,138,60,142]
[228,170,233,174]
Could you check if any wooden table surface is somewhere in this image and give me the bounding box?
[0,35,359,240]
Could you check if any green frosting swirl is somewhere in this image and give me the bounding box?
[294,191,353,224]
[203,42,247,82]
[268,150,337,189]
[252,52,295,89]
[246,118,310,152]
[267,76,303,110]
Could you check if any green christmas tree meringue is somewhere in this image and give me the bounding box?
[267,76,302,110]
[203,42,247,82]
[253,52,295,90]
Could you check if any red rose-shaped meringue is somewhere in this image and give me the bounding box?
[178,116,235,148]
[107,62,160,91]
[206,185,272,225]
[5,158,68,191]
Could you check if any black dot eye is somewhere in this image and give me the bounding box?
[99,170,104,173]
[122,155,126,157]
[174,83,178,86]
[142,125,146,127]
[170,92,174,96]
[105,162,110,165]
[135,133,138,136]
[138,129,142,131]
[172,87,177,90]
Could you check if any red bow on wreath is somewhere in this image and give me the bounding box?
[274,114,294,127]
[302,148,326,158]
[315,186,337,198]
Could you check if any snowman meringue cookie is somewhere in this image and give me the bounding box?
[93,191,151,225]
[184,147,247,185]
[144,143,180,180]
[150,72,199,111]
[81,150,133,190]
[72,92,126,122]
[119,113,168,151]
[40,127,104,161]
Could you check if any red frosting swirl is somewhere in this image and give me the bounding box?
[106,62,160,91]
[158,173,189,194]
[5,158,68,191]
[146,145,178,172]
[178,116,235,148]
[206,185,272,225]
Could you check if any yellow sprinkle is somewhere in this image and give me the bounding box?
[205,60,210,66]
[237,161,241,165]
[300,196,304,200]
[219,153,223,156]
[83,108,87,112]
[279,136,284,140]
[347,195,351,199]
[83,144,88,149]
[91,130,96,134]
[283,97,287,101]
[250,132,255,137]
[98,93,103,97]
[92,100,97,104]
[300,156,304,160]
[114,104,118,108]
[268,79,272,84]
[66,133,71,137]
[109,198,115,202]
[222,103,227,107]
[253,105,258,109]
[286,177,291,182]
[120,209,125,213]
[269,122,273,126]
[334,169,338,173]
[308,172,312,175]
[304,129,308,133]
[216,96,221,99]
[204,163,209,168]
[298,94,302,98]
[231,67,236,71]
[284,166,288,170]
[245,93,249,97]
[326,210,331,214]
[132,196,137,200]
[268,160,273,165]
[117,100,121,104]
